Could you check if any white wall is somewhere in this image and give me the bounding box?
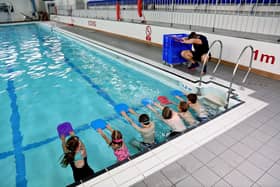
[51,15,280,76]
[0,0,55,22]
[10,0,33,16]
[55,0,76,9]
[69,9,280,36]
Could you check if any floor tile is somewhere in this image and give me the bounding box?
[207,157,234,178]
[191,147,216,164]
[175,175,203,187]
[265,137,280,151]
[230,142,254,158]
[256,173,280,187]
[244,117,264,129]
[247,152,274,171]
[265,118,280,131]
[250,130,272,143]
[257,145,280,162]
[212,179,232,187]
[224,125,254,141]
[192,166,220,186]
[253,108,278,124]
[161,162,189,184]
[219,149,244,168]
[240,135,264,151]
[257,125,279,138]
[204,139,228,156]
[224,170,254,187]
[251,182,262,187]
[131,181,147,187]
[274,133,280,140]
[237,161,265,181]
[216,134,238,148]
[144,171,172,187]
[223,128,245,141]
[177,154,204,173]
[267,163,280,180]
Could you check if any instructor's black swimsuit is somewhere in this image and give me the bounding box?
[70,157,94,182]
[191,34,210,61]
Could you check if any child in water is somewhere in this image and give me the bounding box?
[121,112,155,151]
[98,125,130,162]
[147,102,187,137]
[60,132,94,182]
[177,101,198,126]
[187,93,208,122]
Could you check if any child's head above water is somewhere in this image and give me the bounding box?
[66,136,80,153]
[138,114,150,126]
[178,101,189,112]
[187,93,197,104]
[162,106,172,119]
[110,130,123,147]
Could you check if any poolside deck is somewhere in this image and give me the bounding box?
[58,23,280,187]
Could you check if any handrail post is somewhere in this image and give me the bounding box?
[197,40,223,95]
[225,45,254,109]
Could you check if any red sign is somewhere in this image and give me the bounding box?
[253,49,275,65]
[145,25,152,41]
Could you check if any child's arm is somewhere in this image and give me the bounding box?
[173,37,184,42]
[121,111,140,130]
[60,135,68,153]
[97,128,111,145]
[146,104,159,114]
[69,131,75,136]
[128,108,138,117]
[153,102,164,110]
[106,124,114,132]
[79,140,87,156]
[175,95,185,101]
[121,111,132,122]
[60,130,75,153]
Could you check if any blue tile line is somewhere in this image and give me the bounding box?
[0,150,14,159]
[6,72,27,187]
[65,58,116,106]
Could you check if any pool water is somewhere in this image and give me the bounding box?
[0,23,235,187]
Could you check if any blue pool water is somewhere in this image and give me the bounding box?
[0,23,181,187]
[0,23,233,187]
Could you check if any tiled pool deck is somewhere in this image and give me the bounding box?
[55,23,280,187]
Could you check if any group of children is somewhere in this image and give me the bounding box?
[59,92,208,183]
[146,93,208,137]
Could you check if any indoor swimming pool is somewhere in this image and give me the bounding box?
[0,23,243,187]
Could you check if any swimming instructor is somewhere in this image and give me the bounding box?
[180,32,210,74]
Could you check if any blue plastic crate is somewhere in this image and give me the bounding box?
[162,33,187,61]
[162,33,192,65]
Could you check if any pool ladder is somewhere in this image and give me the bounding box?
[197,40,223,94]
[197,41,254,109]
[225,45,254,109]
[51,21,57,32]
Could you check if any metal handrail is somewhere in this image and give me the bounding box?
[51,21,57,32]
[197,40,223,95]
[225,45,254,109]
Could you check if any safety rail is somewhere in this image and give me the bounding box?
[86,0,280,5]
[197,40,223,94]
[225,45,254,109]
[54,0,278,36]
